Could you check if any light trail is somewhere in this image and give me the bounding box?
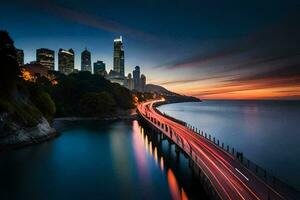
[137,99,289,200]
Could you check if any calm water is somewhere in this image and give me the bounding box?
[158,100,300,189]
[0,120,208,200]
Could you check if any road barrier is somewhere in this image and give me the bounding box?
[137,101,300,200]
[184,123,300,199]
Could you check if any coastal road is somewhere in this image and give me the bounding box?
[137,99,290,200]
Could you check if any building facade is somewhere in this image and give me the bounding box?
[113,36,125,77]
[16,49,24,66]
[141,74,146,92]
[125,73,134,90]
[58,48,74,75]
[36,48,55,70]
[133,66,141,91]
[93,60,107,76]
[81,48,91,72]
[107,70,125,85]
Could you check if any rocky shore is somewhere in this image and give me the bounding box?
[0,117,57,151]
[0,109,138,151]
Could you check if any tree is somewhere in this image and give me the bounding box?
[111,83,134,109]
[79,92,116,117]
[33,92,56,121]
[0,31,21,96]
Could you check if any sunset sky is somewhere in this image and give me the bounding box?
[1,0,299,99]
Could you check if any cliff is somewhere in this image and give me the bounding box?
[0,88,57,150]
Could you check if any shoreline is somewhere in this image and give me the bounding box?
[54,115,137,122]
[0,110,138,152]
[0,117,58,152]
[54,108,138,121]
[0,104,185,152]
[0,131,58,152]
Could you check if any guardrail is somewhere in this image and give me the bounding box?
[137,108,222,200]
[184,122,299,198]
[137,101,300,200]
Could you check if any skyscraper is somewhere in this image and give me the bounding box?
[141,74,146,92]
[125,73,133,90]
[16,49,24,66]
[58,48,74,75]
[113,36,125,77]
[81,48,91,72]
[93,60,106,76]
[36,48,55,70]
[133,66,141,91]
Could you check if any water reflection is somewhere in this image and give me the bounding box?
[109,122,133,197]
[132,120,192,200]
[0,120,209,200]
[132,120,150,183]
[167,169,188,200]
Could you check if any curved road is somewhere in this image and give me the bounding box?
[137,99,290,200]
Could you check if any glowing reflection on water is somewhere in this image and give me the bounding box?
[132,120,189,200]
[167,169,188,200]
[160,157,164,171]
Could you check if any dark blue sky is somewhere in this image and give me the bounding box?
[1,0,299,99]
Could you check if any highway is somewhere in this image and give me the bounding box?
[137,99,290,200]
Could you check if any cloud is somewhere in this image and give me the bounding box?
[228,63,300,83]
[26,0,156,40]
[157,11,300,71]
[155,13,300,99]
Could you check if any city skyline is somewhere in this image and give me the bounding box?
[1,0,299,99]
[15,35,147,91]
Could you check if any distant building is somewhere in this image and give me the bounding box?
[16,49,24,66]
[141,74,146,92]
[133,66,141,91]
[107,70,125,85]
[36,48,55,70]
[93,60,107,76]
[113,36,125,77]
[58,48,74,75]
[81,48,91,72]
[125,73,134,90]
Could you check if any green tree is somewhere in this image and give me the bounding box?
[111,83,134,109]
[79,92,116,117]
[33,92,56,121]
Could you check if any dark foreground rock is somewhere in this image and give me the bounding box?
[0,117,57,151]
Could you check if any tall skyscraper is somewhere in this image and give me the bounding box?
[93,60,106,76]
[16,49,24,66]
[36,48,55,70]
[141,74,146,92]
[81,48,91,72]
[58,48,74,75]
[133,66,141,91]
[125,73,133,90]
[113,36,125,77]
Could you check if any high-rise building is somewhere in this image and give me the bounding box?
[133,66,141,91]
[125,73,133,90]
[36,48,55,70]
[113,36,125,77]
[58,48,74,75]
[16,49,24,66]
[107,70,125,85]
[81,48,91,72]
[93,60,107,76]
[141,74,146,92]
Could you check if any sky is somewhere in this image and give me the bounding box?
[1,0,299,99]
